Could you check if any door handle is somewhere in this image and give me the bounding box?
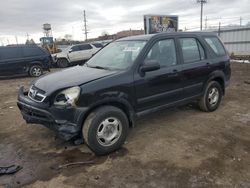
[206,62,212,69]
[168,69,179,77]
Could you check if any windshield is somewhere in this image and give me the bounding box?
[86,40,146,70]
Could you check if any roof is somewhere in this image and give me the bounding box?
[0,44,39,48]
[117,31,217,41]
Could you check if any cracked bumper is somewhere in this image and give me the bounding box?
[17,86,88,140]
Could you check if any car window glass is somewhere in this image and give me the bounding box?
[0,47,22,59]
[197,41,205,60]
[146,39,177,67]
[180,38,202,63]
[23,47,43,57]
[92,43,103,48]
[79,44,92,50]
[71,46,80,52]
[86,40,146,70]
[205,37,226,56]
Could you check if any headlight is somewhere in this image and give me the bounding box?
[54,86,80,106]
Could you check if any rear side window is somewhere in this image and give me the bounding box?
[79,44,93,50]
[0,47,22,59]
[23,47,44,57]
[92,43,103,48]
[204,37,226,56]
[180,38,205,64]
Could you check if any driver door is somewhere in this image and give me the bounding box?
[134,38,183,112]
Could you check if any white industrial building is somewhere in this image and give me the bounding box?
[206,26,250,56]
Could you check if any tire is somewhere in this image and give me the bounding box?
[82,106,129,155]
[199,81,223,112]
[57,58,69,68]
[29,65,43,77]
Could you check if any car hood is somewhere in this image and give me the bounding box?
[33,65,118,95]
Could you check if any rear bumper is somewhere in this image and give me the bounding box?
[17,87,88,140]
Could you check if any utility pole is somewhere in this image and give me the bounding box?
[205,16,208,30]
[15,36,18,45]
[83,10,88,41]
[26,33,30,41]
[218,22,221,37]
[240,17,242,26]
[197,0,207,31]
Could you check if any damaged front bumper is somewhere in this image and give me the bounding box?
[17,86,88,140]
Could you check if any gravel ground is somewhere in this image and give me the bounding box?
[0,62,250,188]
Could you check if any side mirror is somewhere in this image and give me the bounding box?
[140,60,160,73]
[69,49,72,53]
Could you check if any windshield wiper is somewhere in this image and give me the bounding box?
[87,65,109,70]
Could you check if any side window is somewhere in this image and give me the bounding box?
[92,43,103,48]
[180,38,205,63]
[204,37,226,56]
[79,44,93,50]
[146,39,177,67]
[23,47,44,57]
[197,41,205,60]
[0,47,22,59]
[71,46,80,52]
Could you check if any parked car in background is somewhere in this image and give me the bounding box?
[17,32,231,155]
[53,43,102,68]
[0,45,51,77]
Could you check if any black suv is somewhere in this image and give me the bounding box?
[17,32,231,155]
[0,45,51,77]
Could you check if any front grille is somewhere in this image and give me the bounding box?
[28,85,46,102]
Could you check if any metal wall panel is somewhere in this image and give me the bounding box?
[215,27,250,55]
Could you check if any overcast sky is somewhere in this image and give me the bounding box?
[0,0,250,44]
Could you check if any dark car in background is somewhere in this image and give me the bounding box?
[17,32,231,155]
[0,45,51,77]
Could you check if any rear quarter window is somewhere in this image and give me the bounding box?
[204,37,226,56]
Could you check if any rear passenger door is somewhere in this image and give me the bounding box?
[135,38,183,112]
[178,37,212,98]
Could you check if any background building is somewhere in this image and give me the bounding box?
[206,26,250,57]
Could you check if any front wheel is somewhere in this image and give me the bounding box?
[29,65,43,77]
[82,106,129,155]
[199,81,223,112]
[57,58,69,68]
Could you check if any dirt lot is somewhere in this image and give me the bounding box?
[0,63,250,188]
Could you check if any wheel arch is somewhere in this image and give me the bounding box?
[204,71,226,95]
[29,61,43,68]
[79,98,136,130]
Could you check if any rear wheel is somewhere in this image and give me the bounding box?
[29,65,43,77]
[199,81,223,112]
[57,58,69,68]
[82,106,129,155]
